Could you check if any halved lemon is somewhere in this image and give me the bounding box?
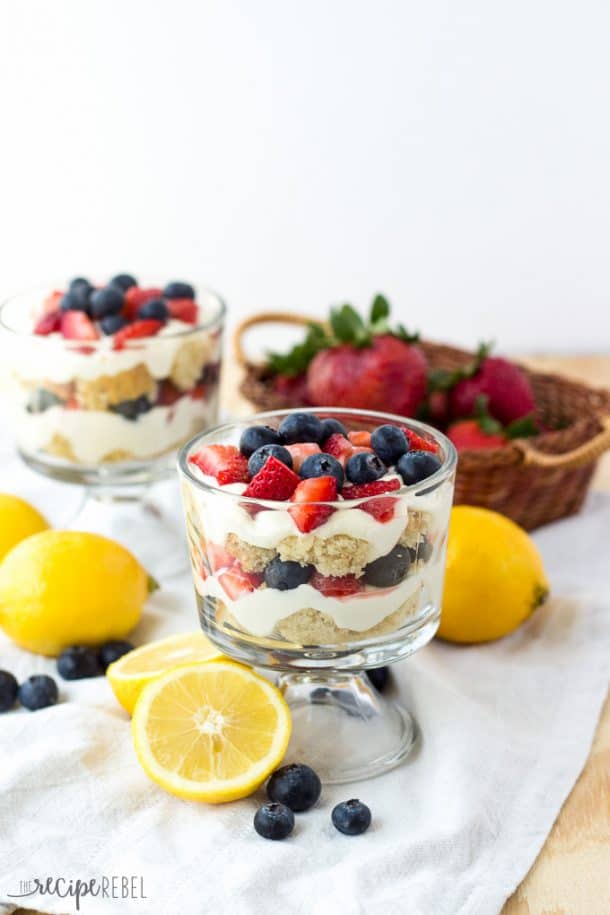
[131,660,291,803]
[107,630,222,714]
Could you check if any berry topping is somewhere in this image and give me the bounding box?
[300,453,344,488]
[123,286,163,319]
[156,379,183,406]
[167,298,198,324]
[310,572,363,597]
[243,455,301,500]
[90,285,125,319]
[331,799,371,835]
[218,566,263,600]
[345,452,385,484]
[206,542,236,573]
[60,291,89,313]
[254,802,295,840]
[247,444,293,478]
[342,478,401,522]
[110,273,137,291]
[239,424,283,458]
[319,417,348,441]
[163,281,195,300]
[57,645,101,680]
[264,557,313,591]
[396,450,442,485]
[348,430,372,447]
[367,667,390,692]
[61,310,100,341]
[110,395,153,421]
[363,544,411,587]
[138,298,169,321]
[370,424,408,465]
[18,674,58,711]
[98,640,134,672]
[266,763,322,812]
[285,442,321,471]
[100,314,128,336]
[278,412,324,444]
[322,433,354,467]
[189,444,249,485]
[42,290,64,314]
[34,311,62,335]
[0,670,18,712]
[112,319,164,349]
[402,427,439,454]
[289,475,337,532]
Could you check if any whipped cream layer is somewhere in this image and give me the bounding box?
[17,395,217,463]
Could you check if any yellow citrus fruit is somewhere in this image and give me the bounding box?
[438,505,549,643]
[132,660,291,803]
[107,630,222,714]
[0,493,49,562]
[0,530,153,656]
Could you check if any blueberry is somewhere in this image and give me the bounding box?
[409,536,433,564]
[300,453,344,488]
[254,803,295,840]
[68,277,93,309]
[345,452,385,484]
[319,418,347,441]
[110,395,153,421]
[90,285,124,319]
[56,646,101,680]
[26,388,64,413]
[266,763,321,812]
[363,544,411,587]
[60,290,89,313]
[367,667,390,693]
[278,412,324,444]
[248,444,293,477]
[264,558,313,591]
[138,298,169,321]
[100,314,128,335]
[18,674,58,711]
[110,273,137,291]
[239,425,283,458]
[163,281,195,300]
[0,670,18,712]
[396,450,442,486]
[99,640,134,672]
[331,799,371,836]
[371,425,408,465]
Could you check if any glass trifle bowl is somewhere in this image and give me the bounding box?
[179,408,457,782]
[0,277,226,575]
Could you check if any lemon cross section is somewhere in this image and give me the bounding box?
[131,660,292,803]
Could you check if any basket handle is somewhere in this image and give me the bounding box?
[233,312,324,367]
[516,415,610,470]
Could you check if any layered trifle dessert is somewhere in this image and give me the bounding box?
[0,275,224,470]
[181,410,455,650]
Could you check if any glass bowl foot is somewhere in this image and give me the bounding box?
[277,671,417,784]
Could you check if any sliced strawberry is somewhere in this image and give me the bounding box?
[207,542,236,573]
[60,311,99,341]
[189,444,249,485]
[34,310,62,335]
[167,298,198,324]
[401,427,439,454]
[348,430,372,447]
[286,442,321,472]
[243,455,301,500]
[112,319,163,350]
[189,384,207,401]
[322,433,354,467]
[157,380,184,406]
[310,572,363,597]
[289,475,337,533]
[123,286,163,319]
[218,566,263,600]
[343,478,401,523]
[42,290,63,315]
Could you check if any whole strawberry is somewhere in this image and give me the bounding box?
[449,355,535,424]
[447,419,506,451]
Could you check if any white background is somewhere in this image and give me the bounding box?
[1,0,609,353]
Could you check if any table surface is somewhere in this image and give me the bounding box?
[17,352,610,915]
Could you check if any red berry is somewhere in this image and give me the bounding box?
[310,572,363,597]
[322,433,354,467]
[448,357,535,425]
[167,298,198,324]
[243,455,301,500]
[289,476,337,533]
[401,427,439,454]
[60,311,100,341]
[272,373,311,406]
[157,380,184,406]
[188,384,207,401]
[286,442,321,472]
[343,478,401,523]
[348,430,372,447]
[189,444,249,485]
[123,287,163,319]
[112,319,163,350]
[42,290,63,315]
[34,310,62,335]
[218,565,263,600]
[207,542,236,573]
[447,420,506,451]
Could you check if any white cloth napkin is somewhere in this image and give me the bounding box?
[0,444,608,915]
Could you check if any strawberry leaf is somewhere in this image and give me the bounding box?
[330,304,371,346]
[370,293,390,324]
[474,395,503,434]
[505,415,539,439]
[267,322,331,376]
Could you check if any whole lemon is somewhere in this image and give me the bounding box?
[438,506,549,643]
[0,493,49,562]
[0,530,153,656]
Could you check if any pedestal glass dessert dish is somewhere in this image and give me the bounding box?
[0,278,225,575]
[179,408,456,782]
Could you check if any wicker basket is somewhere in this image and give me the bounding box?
[233,312,610,531]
